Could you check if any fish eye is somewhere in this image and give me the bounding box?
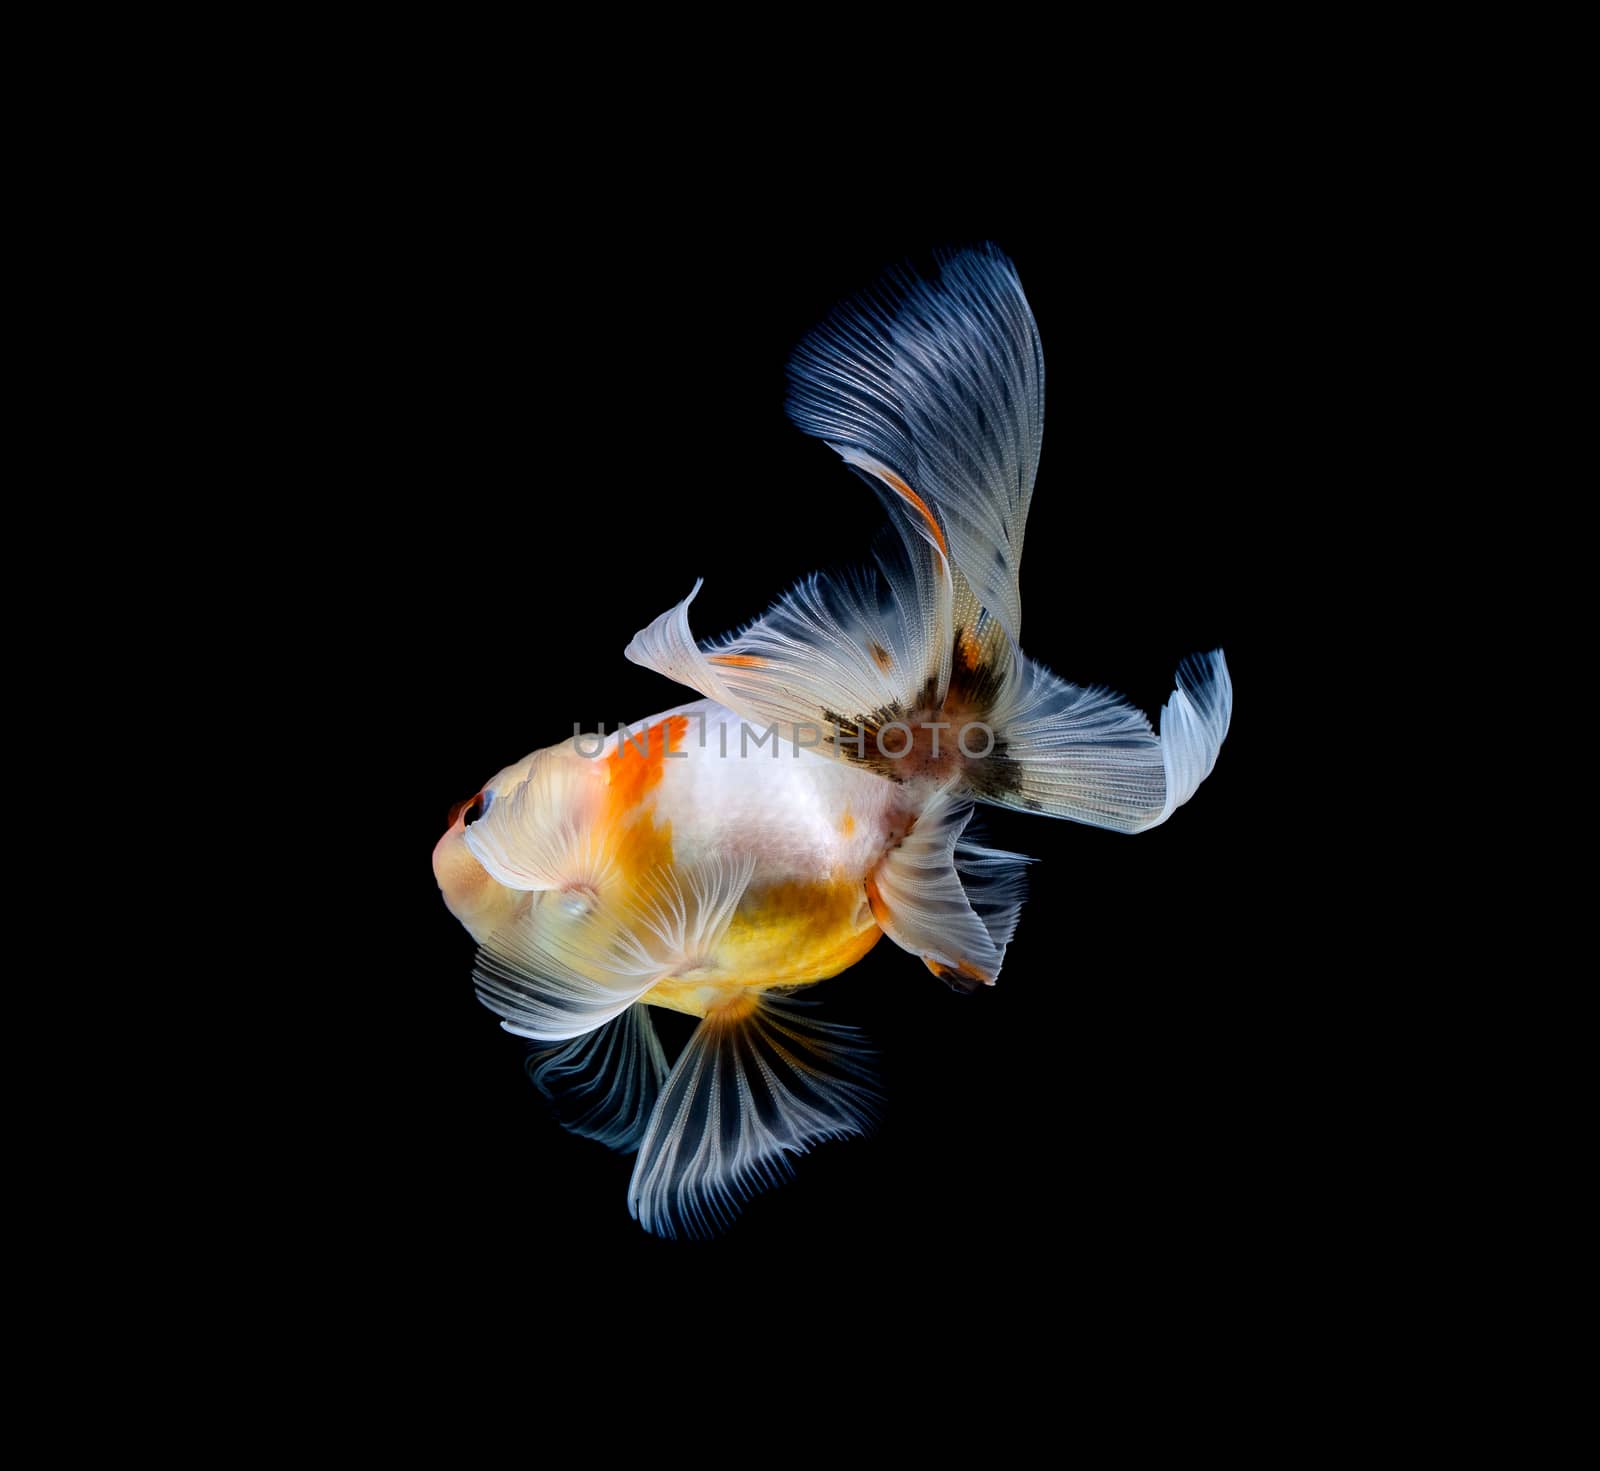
[448,791,493,828]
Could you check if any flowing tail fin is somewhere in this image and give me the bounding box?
[1152,650,1234,824]
[626,247,1230,836]
[624,246,1233,1003]
[625,245,1039,767]
[967,647,1233,834]
[860,654,1229,986]
[786,244,1042,649]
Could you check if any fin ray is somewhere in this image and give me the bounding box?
[625,530,954,768]
[1154,650,1233,824]
[971,650,1232,832]
[953,831,1035,973]
[525,1003,668,1152]
[627,994,880,1239]
[868,788,1006,985]
[786,244,1043,645]
[474,852,756,1042]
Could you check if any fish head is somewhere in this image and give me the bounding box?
[432,748,542,944]
[433,741,604,945]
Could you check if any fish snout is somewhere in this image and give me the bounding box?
[433,792,508,941]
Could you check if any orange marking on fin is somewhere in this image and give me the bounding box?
[704,991,761,1026]
[869,641,892,671]
[957,626,984,671]
[864,874,891,928]
[878,468,949,558]
[926,956,989,984]
[708,652,769,668]
[839,812,855,836]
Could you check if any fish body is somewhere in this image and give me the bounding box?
[439,700,901,1014]
[433,246,1234,1236]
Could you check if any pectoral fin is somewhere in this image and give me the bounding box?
[474,853,756,1042]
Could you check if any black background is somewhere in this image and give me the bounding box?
[319,209,1320,1312]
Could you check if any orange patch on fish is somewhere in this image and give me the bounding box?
[839,811,855,836]
[869,641,892,671]
[604,714,689,808]
[708,652,769,668]
[957,626,984,671]
[602,714,688,880]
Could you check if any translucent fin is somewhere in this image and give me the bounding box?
[625,528,954,766]
[474,852,756,1042]
[972,650,1232,834]
[970,655,1165,830]
[525,1003,668,1152]
[473,902,660,1043]
[953,832,1034,977]
[622,577,741,711]
[623,851,758,974]
[626,994,881,1240]
[464,751,611,894]
[866,788,1005,986]
[1154,650,1233,824]
[786,244,1043,646]
[625,250,1048,767]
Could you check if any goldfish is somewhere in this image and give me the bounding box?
[433,245,1232,1237]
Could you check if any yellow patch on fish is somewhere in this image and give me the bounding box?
[643,876,881,1017]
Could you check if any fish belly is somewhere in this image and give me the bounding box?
[636,703,899,1014]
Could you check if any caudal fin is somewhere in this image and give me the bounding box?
[623,246,1230,839]
[859,654,1227,988]
[968,648,1233,833]
[1153,650,1234,823]
[624,246,1040,772]
[787,244,1042,647]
